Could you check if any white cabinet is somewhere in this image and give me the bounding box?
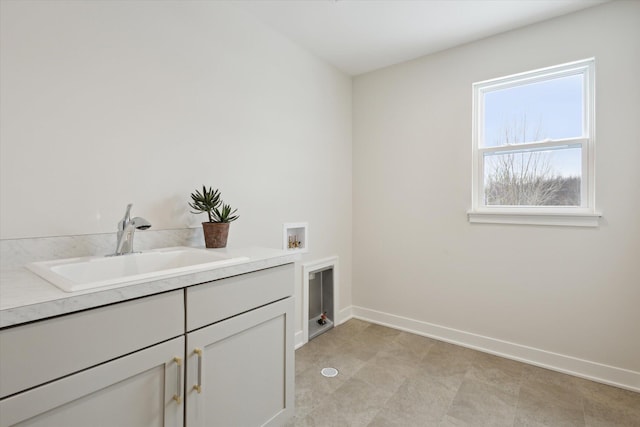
[185,298,294,427]
[0,337,184,427]
[185,264,295,426]
[0,263,295,427]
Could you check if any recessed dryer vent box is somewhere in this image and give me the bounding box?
[302,256,339,344]
[307,267,334,340]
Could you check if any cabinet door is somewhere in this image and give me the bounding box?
[0,337,184,427]
[186,297,294,427]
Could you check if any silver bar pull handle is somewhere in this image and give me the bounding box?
[193,348,203,393]
[172,356,183,404]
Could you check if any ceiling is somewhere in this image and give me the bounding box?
[231,0,609,75]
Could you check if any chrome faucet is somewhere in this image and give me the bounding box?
[112,203,151,256]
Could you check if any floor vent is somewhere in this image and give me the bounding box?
[321,367,339,378]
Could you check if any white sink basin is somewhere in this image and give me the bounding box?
[27,247,250,293]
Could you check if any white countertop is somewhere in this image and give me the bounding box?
[0,247,299,328]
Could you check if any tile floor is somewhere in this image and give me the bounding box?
[288,319,640,426]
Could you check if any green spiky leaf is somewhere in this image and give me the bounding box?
[188,186,222,222]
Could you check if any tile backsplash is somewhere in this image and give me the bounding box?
[0,228,204,270]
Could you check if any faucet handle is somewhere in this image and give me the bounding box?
[123,203,133,222]
[118,203,133,230]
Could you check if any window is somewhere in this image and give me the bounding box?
[469,58,600,226]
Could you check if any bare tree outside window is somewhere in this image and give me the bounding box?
[484,116,581,206]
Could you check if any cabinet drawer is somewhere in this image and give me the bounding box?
[186,264,294,331]
[0,290,184,399]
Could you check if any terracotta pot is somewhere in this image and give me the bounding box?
[202,222,230,248]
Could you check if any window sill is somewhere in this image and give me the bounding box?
[467,210,602,227]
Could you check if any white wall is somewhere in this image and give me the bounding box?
[353,1,639,389]
[0,1,352,336]
[4,0,638,390]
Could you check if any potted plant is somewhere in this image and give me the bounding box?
[189,185,239,248]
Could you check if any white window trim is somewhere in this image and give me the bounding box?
[468,211,601,227]
[468,58,601,227]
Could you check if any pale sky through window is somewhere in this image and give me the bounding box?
[483,74,583,177]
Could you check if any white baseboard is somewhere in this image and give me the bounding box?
[336,306,353,326]
[349,305,640,393]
